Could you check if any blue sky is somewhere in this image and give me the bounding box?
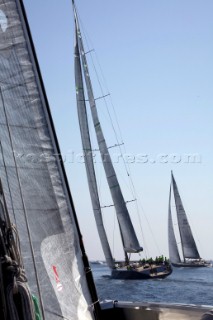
[24,0,213,261]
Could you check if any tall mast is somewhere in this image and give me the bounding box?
[74,21,114,269]
[73,3,143,255]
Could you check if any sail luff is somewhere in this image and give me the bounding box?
[74,25,115,269]
[73,7,142,254]
[168,183,181,264]
[171,172,200,260]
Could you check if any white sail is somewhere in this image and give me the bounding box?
[171,173,200,260]
[0,0,96,319]
[168,184,181,264]
[73,4,143,254]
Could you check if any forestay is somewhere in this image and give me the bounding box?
[0,0,95,319]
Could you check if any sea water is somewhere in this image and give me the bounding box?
[91,263,213,307]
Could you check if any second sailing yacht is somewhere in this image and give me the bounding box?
[168,172,211,268]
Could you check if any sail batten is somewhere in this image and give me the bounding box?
[73,6,143,255]
[171,173,200,260]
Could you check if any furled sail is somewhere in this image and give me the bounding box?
[74,27,114,269]
[171,173,200,260]
[0,0,97,319]
[168,184,181,264]
[73,4,142,254]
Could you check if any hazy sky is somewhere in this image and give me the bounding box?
[23,0,213,261]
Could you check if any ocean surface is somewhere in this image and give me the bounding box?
[91,263,213,307]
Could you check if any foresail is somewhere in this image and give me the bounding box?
[73,5,142,254]
[171,173,200,260]
[74,27,114,269]
[0,1,95,319]
[168,185,181,264]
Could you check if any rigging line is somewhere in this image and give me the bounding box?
[81,35,149,254]
[76,13,125,148]
[88,53,139,206]
[91,53,125,147]
[0,88,45,319]
[114,165,135,195]
[78,33,132,188]
[136,194,161,256]
[76,6,139,205]
[81,23,139,204]
[95,94,110,101]
[108,142,124,149]
[116,151,161,255]
[85,49,95,55]
[87,52,124,150]
[101,204,114,209]
[75,3,152,258]
[125,167,159,255]
[76,10,125,147]
[132,197,148,258]
[78,23,132,181]
[90,81,150,256]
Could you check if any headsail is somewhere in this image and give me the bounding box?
[171,172,200,260]
[73,3,143,254]
[168,184,181,264]
[0,0,98,319]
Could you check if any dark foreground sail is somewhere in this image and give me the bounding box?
[0,0,100,319]
[168,172,211,268]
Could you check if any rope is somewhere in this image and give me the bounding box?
[6,281,35,320]
[0,180,38,320]
[2,226,36,320]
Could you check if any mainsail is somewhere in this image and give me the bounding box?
[171,172,200,260]
[73,2,143,255]
[74,25,114,269]
[0,0,98,319]
[168,184,181,264]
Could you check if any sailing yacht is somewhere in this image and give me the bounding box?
[168,172,211,268]
[72,2,172,280]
